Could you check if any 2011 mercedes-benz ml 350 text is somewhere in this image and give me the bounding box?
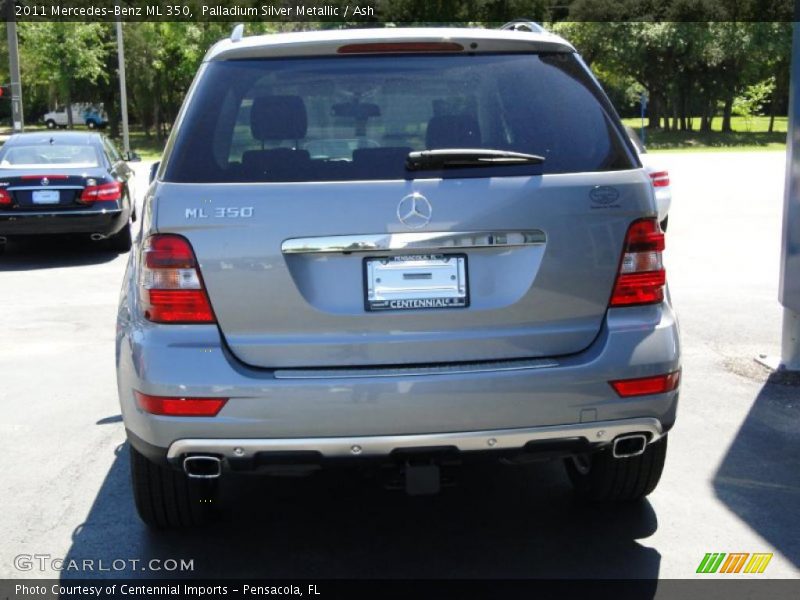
[116,24,681,528]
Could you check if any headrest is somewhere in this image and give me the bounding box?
[250,95,308,141]
[425,115,482,149]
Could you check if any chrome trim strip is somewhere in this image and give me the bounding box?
[7,186,84,191]
[281,230,546,255]
[274,358,558,380]
[0,208,121,218]
[166,418,663,460]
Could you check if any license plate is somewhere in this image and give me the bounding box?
[32,190,60,204]
[365,254,468,311]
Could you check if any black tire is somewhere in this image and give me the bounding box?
[45,119,56,129]
[564,435,667,503]
[86,120,96,129]
[660,215,669,232]
[0,243,5,256]
[106,224,132,253]
[130,446,217,529]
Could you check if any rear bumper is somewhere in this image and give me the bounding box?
[117,289,681,458]
[164,417,663,461]
[0,207,127,237]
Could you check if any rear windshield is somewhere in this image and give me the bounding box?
[164,53,634,183]
[0,144,100,168]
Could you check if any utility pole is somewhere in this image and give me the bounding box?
[6,4,24,132]
[776,16,800,371]
[116,20,130,156]
[640,92,648,146]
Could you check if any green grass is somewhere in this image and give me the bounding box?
[126,131,167,161]
[621,116,788,152]
[0,124,167,160]
[126,117,791,156]
[4,115,789,157]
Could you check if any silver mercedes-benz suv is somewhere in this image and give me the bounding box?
[116,25,680,528]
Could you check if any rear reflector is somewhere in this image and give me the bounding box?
[0,189,11,205]
[80,181,122,203]
[135,391,227,417]
[140,234,215,323]
[610,371,680,397]
[338,42,464,54]
[649,170,670,187]
[610,218,666,307]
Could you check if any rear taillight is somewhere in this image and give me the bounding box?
[610,218,666,307]
[140,234,215,323]
[610,371,680,397]
[80,181,122,203]
[649,170,670,188]
[135,391,227,417]
[0,189,11,205]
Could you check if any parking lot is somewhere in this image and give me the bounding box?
[0,151,797,579]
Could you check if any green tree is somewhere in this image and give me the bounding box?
[19,22,108,128]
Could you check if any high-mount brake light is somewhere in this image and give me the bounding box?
[20,174,69,180]
[140,234,215,323]
[610,218,666,307]
[337,42,465,54]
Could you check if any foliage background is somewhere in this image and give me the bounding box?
[0,0,793,142]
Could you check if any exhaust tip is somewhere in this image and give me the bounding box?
[0,236,7,244]
[612,434,648,458]
[90,233,107,241]
[183,455,222,479]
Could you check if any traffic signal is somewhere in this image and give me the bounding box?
[0,85,9,99]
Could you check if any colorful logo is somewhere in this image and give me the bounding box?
[696,552,773,574]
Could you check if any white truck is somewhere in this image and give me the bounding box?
[43,103,108,129]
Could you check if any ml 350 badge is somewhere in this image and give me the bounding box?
[185,207,254,219]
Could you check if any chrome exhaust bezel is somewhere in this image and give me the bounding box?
[182,455,222,479]
[612,433,648,459]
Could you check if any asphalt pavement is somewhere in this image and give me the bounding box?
[0,152,797,580]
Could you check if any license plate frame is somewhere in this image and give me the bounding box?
[364,253,469,312]
[31,190,60,205]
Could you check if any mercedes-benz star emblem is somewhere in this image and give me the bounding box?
[397,192,432,229]
[40,177,49,186]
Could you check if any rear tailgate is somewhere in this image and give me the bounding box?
[153,39,650,369]
[155,170,652,368]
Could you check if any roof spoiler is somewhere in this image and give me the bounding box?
[230,23,244,42]
[499,20,546,33]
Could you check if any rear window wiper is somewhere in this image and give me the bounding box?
[406,148,545,171]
